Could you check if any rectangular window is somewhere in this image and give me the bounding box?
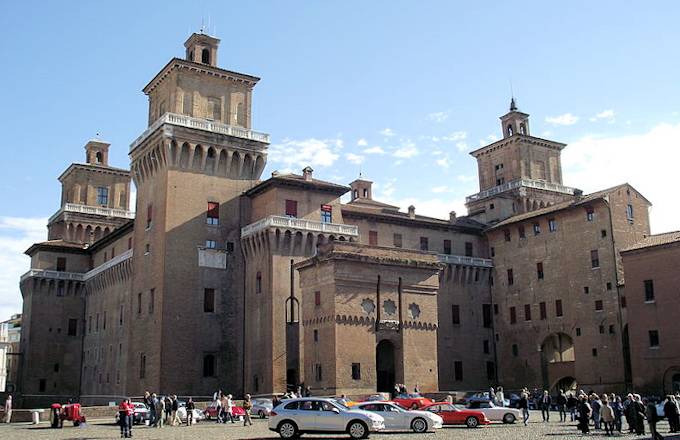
[493,304,499,315]
[137,292,142,314]
[504,229,511,242]
[420,237,429,251]
[56,257,66,272]
[68,318,78,336]
[536,262,544,280]
[584,286,590,294]
[507,269,514,285]
[369,230,378,246]
[256,272,262,294]
[486,361,495,381]
[510,306,517,324]
[465,242,473,257]
[595,300,603,311]
[586,207,594,221]
[518,226,526,239]
[601,229,608,238]
[285,200,298,218]
[482,304,492,328]
[483,340,490,354]
[148,288,155,314]
[548,218,557,232]
[226,241,234,252]
[451,305,460,325]
[393,233,402,248]
[539,302,547,320]
[443,239,451,255]
[204,288,215,313]
[145,243,150,255]
[512,344,519,357]
[533,222,541,235]
[490,247,495,257]
[592,348,598,357]
[454,361,463,381]
[119,305,123,326]
[39,379,46,392]
[609,325,615,334]
[103,311,106,330]
[139,353,146,379]
[320,204,332,223]
[96,313,99,331]
[626,204,634,223]
[207,202,220,225]
[146,204,153,229]
[315,363,322,381]
[599,325,605,334]
[313,329,318,342]
[314,291,321,306]
[649,330,660,348]
[606,282,612,290]
[96,187,109,205]
[205,239,216,248]
[576,327,581,336]
[556,299,563,317]
[524,304,532,321]
[644,280,655,302]
[591,250,600,268]
[351,363,361,380]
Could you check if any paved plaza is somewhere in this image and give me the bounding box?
[1,412,678,440]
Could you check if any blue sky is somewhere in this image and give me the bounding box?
[1,1,680,318]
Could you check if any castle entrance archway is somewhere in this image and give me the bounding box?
[376,339,396,393]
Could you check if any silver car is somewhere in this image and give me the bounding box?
[253,397,274,418]
[269,397,385,439]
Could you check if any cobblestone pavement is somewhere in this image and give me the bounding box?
[1,412,678,440]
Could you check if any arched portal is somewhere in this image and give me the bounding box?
[540,333,575,391]
[554,376,577,393]
[376,339,396,393]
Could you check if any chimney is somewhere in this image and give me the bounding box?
[408,205,416,219]
[449,211,457,222]
[302,166,314,181]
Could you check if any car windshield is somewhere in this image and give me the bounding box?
[399,393,421,398]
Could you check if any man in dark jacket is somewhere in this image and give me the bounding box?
[557,390,567,422]
[578,395,592,434]
[646,399,663,440]
[541,390,552,422]
[518,393,530,426]
[664,395,679,433]
[567,393,578,421]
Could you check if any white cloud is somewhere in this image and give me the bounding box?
[456,142,469,152]
[363,146,386,155]
[345,153,365,165]
[427,111,450,123]
[432,185,451,193]
[436,156,451,168]
[377,179,396,198]
[545,113,579,126]
[478,134,499,146]
[379,128,396,137]
[562,122,680,233]
[589,109,616,123]
[268,138,342,169]
[392,142,419,158]
[356,138,368,146]
[443,131,467,142]
[0,216,47,320]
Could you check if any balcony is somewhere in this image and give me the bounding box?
[20,249,133,283]
[438,254,494,268]
[49,203,135,224]
[241,215,359,239]
[130,112,271,153]
[465,178,576,204]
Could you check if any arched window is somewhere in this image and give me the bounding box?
[507,124,514,136]
[201,48,210,64]
[520,123,526,135]
[203,354,216,377]
[95,151,103,164]
[363,189,368,197]
[353,190,358,199]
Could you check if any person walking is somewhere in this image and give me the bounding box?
[590,394,602,430]
[578,395,592,434]
[171,395,181,426]
[601,398,615,436]
[186,398,195,426]
[567,392,578,422]
[518,392,530,426]
[155,397,165,428]
[3,395,11,423]
[624,394,635,433]
[633,395,646,435]
[143,391,155,427]
[496,386,505,407]
[118,398,133,438]
[557,390,567,422]
[164,395,172,425]
[646,398,663,440]
[540,390,552,422]
[664,395,679,433]
[226,394,236,423]
[612,395,624,433]
[243,394,253,426]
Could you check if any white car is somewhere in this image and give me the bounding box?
[269,397,385,439]
[177,406,206,424]
[353,401,443,433]
[466,400,521,424]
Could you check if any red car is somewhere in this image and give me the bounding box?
[203,402,246,420]
[420,402,491,428]
[393,393,434,409]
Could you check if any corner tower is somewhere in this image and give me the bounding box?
[465,100,578,224]
[127,32,269,396]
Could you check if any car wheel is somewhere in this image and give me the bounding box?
[347,420,369,439]
[259,410,265,419]
[503,413,516,424]
[411,417,428,433]
[465,416,479,428]
[278,420,299,439]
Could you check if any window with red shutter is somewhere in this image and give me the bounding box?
[207,202,220,225]
[285,200,298,218]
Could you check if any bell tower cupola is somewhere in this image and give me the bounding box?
[184,32,220,67]
[500,97,530,138]
[85,138,110,166]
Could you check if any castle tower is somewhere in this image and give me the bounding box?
[127,33,269,396]
[47,139,133,243]
[465,100,579,224]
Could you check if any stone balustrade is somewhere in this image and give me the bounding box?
[438,254,494,268]
[20,249,133,283]
[466,178,576,203]
[241,215,359,238]
[49,203,135,224]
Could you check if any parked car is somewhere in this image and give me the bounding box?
[203,402,246,420]
[465,392,511,407]
[269,397,385,439]
[466,400,521,423]
[353,401,443,433]
[393,393,435,409]
[114,402,152,425]
[177,406,206,423]
[420,402,491,428]
[253,398,274,418]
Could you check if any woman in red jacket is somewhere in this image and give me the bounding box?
[118,399,133,438]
